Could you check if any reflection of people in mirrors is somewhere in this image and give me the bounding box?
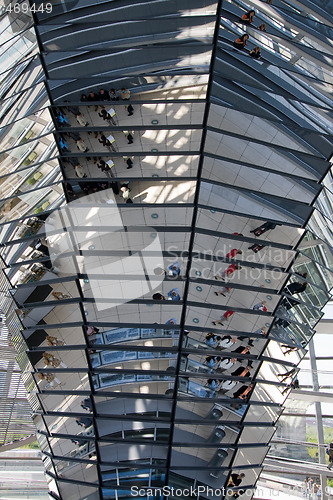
[168,288,181,300]
[281,344,298,355]
[228,472,245,487]
[86,326,100,336]
[42,352,67,368]
[218,357,237,371]
[233,345,251,355]
[228,472,246,498]
[207,378,220,390]
[259,23,266,31]
[52,291,72,300]
[212,310,235,326]
[37,372,61,386]
[250,221,280,236]
[277,367,297,383]
[233,383,253,399]
[248,242,264,252]
[219,335,238,349]
[233,34,249,50]
[224,310,235,321]
[281,296,300,311]
[249,46,261,59]
[152,292,165,300]
[231,365,251,377]
[327,442,333,469]
[76,417,93,428]
[206,333,221,347]
[284,274,308,295]
[281,377,299,395]
[46,335,65,346]
[254,326,268,337]
[71,438,88,446]
[81,398,92,411]
[226,249,242,259]
[166,318,177,325]
[253,301,267,312]
[215,264,242,281]
[240,9,255,24]
[167,262,181,276]
[120,87,130,100]
[215,286,231,297]
[205,356,221,369]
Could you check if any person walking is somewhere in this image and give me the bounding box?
[212,310,235,326]
[215,285,231,297]
[253,301,267,311]
[42,352,67,368]
[327,441,333,469]
[98,108,116,125]
[215,264,242,280]
[123,156,133,169]
[250,221,280,236]
[226,249,242,259]
[76,138,89,152]
[37,372,61,386]
[127,104,134,116]
[46,335,65,346]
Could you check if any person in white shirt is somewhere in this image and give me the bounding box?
[218,357,237,371]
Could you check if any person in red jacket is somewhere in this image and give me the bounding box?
[234,34,249,50]
[240,9,255,24]
[215,264,242,280]
[212,310,235,326]
[226,248,242,259]
[253,301,267,312]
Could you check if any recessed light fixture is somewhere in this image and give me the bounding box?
[152,174,159,178]
[265,279,271,283]
[265,322,270,327]
[151,233,157,238]
[151,148,158,153]
[196,286,202,292]
[266,295,272,300]
[210,209,216,214]
[151,120,158,124]
[151,213,158,219]
[193,318,199,323]
[88,245,95,250]
[84,279,89,283]
[195,271,201,276]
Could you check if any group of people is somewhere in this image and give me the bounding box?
[302,478,321,499]
[203,332,255,400]
[80,87,132,106]
[275,271,308,329]
[207,375,254,401]
[233,8,269,59]
[152,288,181,301]
[152,263,182,300]
[54,86,137,201]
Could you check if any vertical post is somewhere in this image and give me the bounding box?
[308,338,328,500]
